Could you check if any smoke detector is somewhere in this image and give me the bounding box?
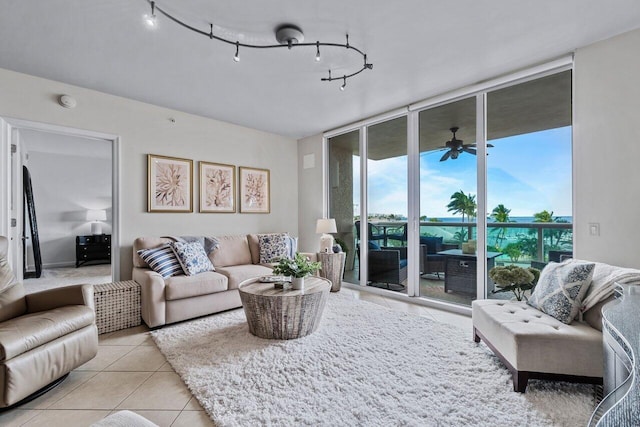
[58,95,77,109]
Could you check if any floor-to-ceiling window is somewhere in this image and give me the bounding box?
[328,129,360,284]
[417,97,478,305]
[326,64,573,309]
[366,116,408,293]
[485,71,573,301]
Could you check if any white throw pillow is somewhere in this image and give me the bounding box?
[527,260,595,324]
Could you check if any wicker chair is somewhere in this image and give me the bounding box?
[420,236,457,279]
[354,221,386,245]
[356,244,407,289]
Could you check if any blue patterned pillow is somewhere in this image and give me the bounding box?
[171,241,215,276]
[527,261,595,324]
[137,245,184,278]
[258,233,289,264]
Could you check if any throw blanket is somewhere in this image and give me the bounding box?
[162,235,220,255]
[573,259,640,313]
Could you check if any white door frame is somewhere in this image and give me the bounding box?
[0,116,121,281]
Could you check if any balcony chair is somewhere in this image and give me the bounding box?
[420,236,457,279]
[385,223,408,246]
[354,220,386,245]
[357,242,407,291]
[0,236,98,410]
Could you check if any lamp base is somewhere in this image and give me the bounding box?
[91,222,102,235]
[319,234,334,253]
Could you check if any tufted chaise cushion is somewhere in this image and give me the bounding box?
[472,299,603,378]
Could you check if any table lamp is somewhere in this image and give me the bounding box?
[86,209,107,235]
[316,218,337,253]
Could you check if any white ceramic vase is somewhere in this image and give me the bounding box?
[291,277,305,290]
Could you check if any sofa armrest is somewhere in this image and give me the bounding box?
[133,267,167,328]
[25,284,94,313]
[381,246,407,259]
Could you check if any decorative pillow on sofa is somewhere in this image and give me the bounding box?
[527,260,595,324]
[137,245,184,279]
[258,233,289,264]
[171,241,215,276]
[285,235,298,259]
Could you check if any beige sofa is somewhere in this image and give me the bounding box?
[133,234,300,328]
[0,236,98,408]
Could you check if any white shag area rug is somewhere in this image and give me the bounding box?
[152,293,595,427]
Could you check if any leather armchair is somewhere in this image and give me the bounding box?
[0,236,98,409]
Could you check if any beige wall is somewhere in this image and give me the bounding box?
[299,28,640,269]
[0,68,298,279]
[297,134,324,253]
[573,28,640,268]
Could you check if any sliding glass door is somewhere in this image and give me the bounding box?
[417,97,478,305]
[366,116,408,293]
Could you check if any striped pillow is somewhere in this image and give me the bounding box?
[137,244,184,278]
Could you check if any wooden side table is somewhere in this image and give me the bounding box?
[318,252,346,292]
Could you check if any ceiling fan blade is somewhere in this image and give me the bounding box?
[487,143,494,147]
[462,147,477,155]
[440,151,451,161]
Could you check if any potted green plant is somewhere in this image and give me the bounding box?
[489,265,540,301]
[272,253,322,290]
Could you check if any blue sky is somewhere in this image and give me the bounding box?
[357,126,572,218]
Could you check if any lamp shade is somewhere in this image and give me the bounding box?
[316,218,337,234]
[86,209,107,222]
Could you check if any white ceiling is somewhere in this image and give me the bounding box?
[1,0,640,139]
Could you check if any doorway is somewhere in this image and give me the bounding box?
[0,117,120,289]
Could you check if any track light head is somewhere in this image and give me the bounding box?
[315,41,321,62]
[340,76,346,91]
[143,1,157,28]
[234,42,240,62]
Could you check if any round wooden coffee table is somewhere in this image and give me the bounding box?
[238,276,331,340]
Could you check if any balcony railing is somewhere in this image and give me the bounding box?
[364,221,573,264]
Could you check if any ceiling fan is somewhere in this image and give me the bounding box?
[438,127,492,161]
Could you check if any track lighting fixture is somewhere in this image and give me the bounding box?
[143,1,157,28]
[143,1,373,87]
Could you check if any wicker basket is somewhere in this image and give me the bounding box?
[94,281,141,334]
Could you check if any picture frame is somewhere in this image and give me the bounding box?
[239,166,270,213]
[147,154,193,213]
[199,161,236,213]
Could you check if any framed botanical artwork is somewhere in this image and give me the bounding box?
[239,166,270,213]
[147,154,193,212]
[199,161,236,213]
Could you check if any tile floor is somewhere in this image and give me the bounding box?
[0,288,472,427]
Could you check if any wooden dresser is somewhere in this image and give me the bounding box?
[76,234,111,267]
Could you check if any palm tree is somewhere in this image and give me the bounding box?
[490,204,512,249]
[447,190,477,222]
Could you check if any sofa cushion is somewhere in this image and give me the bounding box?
[171,241,215,275]
[527,261,595,324]
[420,236,443,254]
[0,305,95,361]
[164,271,228,301]
[133,237,173,268]
[210,235,252,267]
[258,233,289,263]
[216,264,273,290]
[137,245,184,279]
[472,300,603,377]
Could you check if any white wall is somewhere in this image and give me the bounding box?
[298,28,640,270]
[297,134,324,253]
[0,68,298,279]
[573,28,640,268]
[21,129,112,267]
